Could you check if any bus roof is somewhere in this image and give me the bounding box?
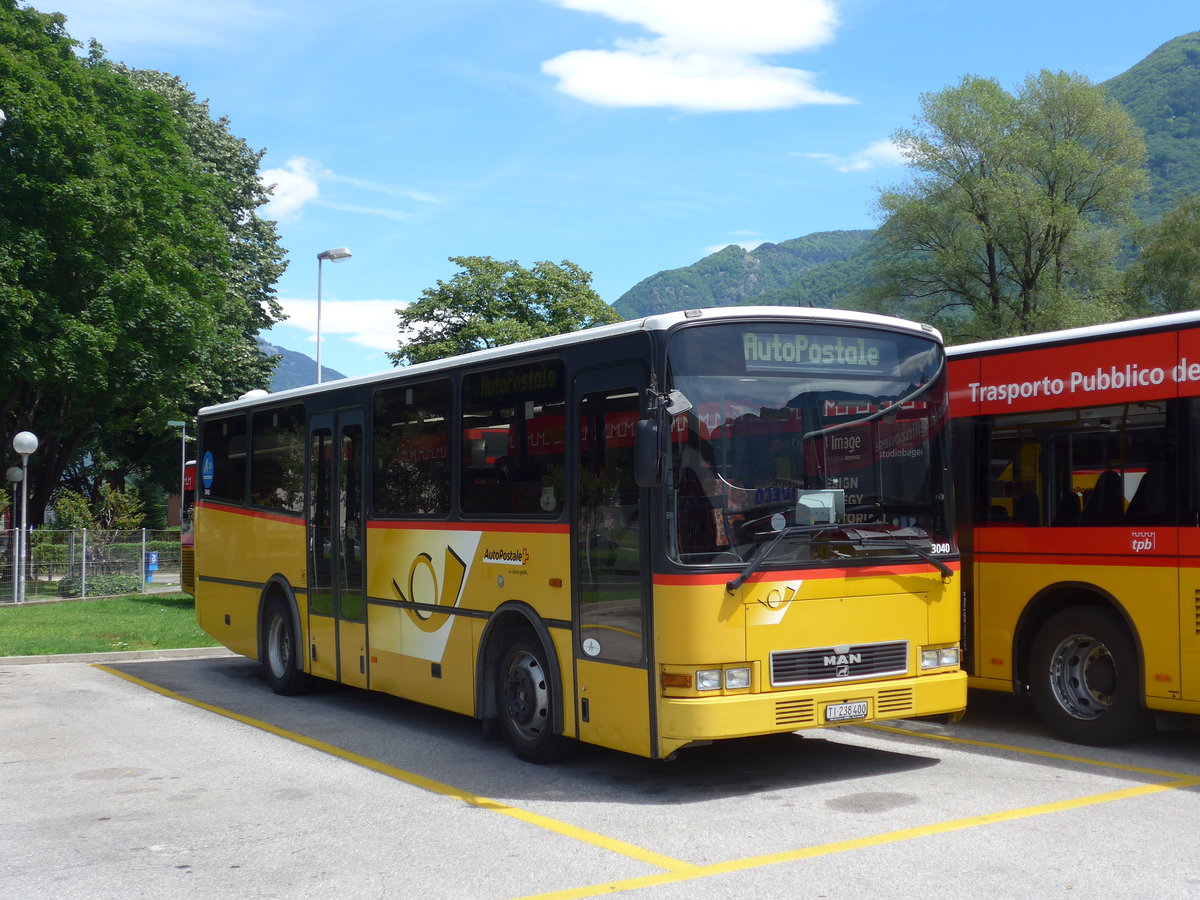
[200,305,942,416]
[946,309,1200,360]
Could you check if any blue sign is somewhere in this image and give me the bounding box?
[201,451,215,490]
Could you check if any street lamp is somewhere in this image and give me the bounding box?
[315,247,352,385]
[12,431,38,604]
[167,420,189,524]
[6,466,20,603]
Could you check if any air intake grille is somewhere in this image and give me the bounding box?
[875,687,915,715]
[181,548,195,594]
[775,699,817,727]
[771,641,909,686]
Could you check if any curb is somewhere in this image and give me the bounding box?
[0,647,238,666]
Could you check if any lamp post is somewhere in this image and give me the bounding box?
[12,431,38,604]
[5,466,20,603]
[315,247,352,384]
[167,420,188,525]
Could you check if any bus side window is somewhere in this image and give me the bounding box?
[989,401,1172,529]
[461,360,565,517]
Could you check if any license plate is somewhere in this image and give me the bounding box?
[825,700,869,723]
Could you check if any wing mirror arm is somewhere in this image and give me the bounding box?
[634,389,691,488]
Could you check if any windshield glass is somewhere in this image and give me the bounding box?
[664,322,952,567]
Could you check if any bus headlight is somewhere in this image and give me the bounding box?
[696,669,722,691]
[921,646,961,669]
[725,667,751,690]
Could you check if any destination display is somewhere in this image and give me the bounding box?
[742,331,899,373]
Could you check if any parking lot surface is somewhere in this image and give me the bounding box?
[3,654,1199,898]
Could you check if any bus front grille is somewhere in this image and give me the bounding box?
[770,641,909,686]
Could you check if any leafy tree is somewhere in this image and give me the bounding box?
[52,483,144,532]
[0,2,286,523]
[1124,193,1200,314]
[390,256,620,366]
[858,70,1148,341]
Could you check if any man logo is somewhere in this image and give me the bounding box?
[824,652,862,668]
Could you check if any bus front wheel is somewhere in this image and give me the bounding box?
[1029,606,1150,745]
[263,597,313,696]
[497,631,573,763]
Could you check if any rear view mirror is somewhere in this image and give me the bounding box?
[634,419,662,487]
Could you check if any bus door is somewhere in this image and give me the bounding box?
[307,410,368,689]
[572,365,654,756]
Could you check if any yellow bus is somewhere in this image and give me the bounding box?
[949,310,1200,745]
[189,307,964,761]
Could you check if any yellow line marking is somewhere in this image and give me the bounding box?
[523,775,1200,899]
[98,662,1200,900]
[863,722,1195,779]
[93,664,697,876]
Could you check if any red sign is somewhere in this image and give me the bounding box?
[949,329,1200,416]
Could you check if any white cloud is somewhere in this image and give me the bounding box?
[260,157,441,223]
[260,157,321,223]
[276,298,401,352]
[542,0,852,112]
[796,139,905,173]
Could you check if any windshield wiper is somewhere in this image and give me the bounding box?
[725,525,830,593]
[831,527,953,580]
[799,354,945,446]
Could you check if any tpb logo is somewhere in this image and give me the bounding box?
[1131,531,1156,553]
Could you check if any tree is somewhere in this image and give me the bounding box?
[0,2,286,523]
[390,256,621,366]
[1124,193,1200,314]
[858,70,1148,341]
[53,483,145,532]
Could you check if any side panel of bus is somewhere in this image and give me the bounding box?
[365,523,572,721]
[951,326,1200,742]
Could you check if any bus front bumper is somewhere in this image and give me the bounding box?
[658,671,967,741]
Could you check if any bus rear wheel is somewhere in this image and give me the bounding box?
[1029,606,1150,746]
[263,596,313,696]
[497,631,573,763]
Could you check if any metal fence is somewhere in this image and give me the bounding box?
[0,528,182,603]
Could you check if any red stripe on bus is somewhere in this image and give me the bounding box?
[653,561,958,587]
[972,553,1180,568]
[367,520,569,535]
[974,525,1178,556]
[196,501,304,526]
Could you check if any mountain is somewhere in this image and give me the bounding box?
[614,31,1200,320]
[259,341,345,391]
[1103,31,1200,218]
[613,230,874,319]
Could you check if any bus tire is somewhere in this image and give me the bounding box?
[263,596,313,696]
[1029,606,1151,746]
[497,630,574,763]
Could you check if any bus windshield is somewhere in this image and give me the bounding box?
[664,322,952,567]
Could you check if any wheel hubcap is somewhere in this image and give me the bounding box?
[268,615,290,679]
[503,650,548,741]
[1048,632,1116,720]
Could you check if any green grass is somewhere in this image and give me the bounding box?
[0,593,221,657]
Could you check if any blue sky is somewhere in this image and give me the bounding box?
[28,0,1200,380]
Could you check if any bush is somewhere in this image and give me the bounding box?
[57,574,143,598]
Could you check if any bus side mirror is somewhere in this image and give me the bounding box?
[634,419,663,487]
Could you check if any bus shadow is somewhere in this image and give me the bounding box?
[113,656,943,806]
